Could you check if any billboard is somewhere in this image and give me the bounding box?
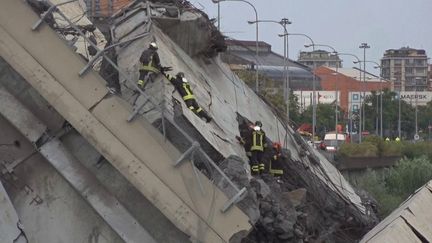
[348,91,432,112]
[294,91,340,110]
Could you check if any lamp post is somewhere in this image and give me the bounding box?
[398,89,402,139]
[414,77,421,141]
[280,32,316,143]
[248,18,292,147]
[305,43,338,143]
[337,53,362,142]
[359,43,370,138]
[212,0,260,92]
[354,60,383,138]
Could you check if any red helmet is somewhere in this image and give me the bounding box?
[273,142,282,150]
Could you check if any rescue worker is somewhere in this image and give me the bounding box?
[249,121,266,175]
[236,120,255,160]
[165,72,212,123]
[269,142,284,177]
[395,137,401,142]
[137,42,171,90]
[385,137,390,142]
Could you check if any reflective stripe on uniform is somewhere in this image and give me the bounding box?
[251,165,259,172]
[137,80,144,86]
[251,131,264,151]
[188,106,195,110]
[259,163,265,171]
[182,83,195,100]
[196,107,202,112]
[140,65,159,73]
[270,169,283,175]
[269,160,283,175]
[140,53,159,73]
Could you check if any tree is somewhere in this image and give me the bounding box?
[418,100,432,139]
[300,103,343,138]
[363,89,415,138]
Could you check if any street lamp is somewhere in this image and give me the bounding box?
[359,43,370,138]
[280,33,316,143]
[354,60,384,138]
[337,53,362,142]
[212,0,260,92]
[415,77,421,141]
[304,43,338,143]
[248,18,292,147]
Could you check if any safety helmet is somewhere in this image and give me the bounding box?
[255,121,262,127]
[273,142,282,150]
[149,42,158,50]
[176,72,185,78]
[253,126,261,131]
[182,78,188,83]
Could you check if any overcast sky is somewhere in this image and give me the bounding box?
[191,0,432,74]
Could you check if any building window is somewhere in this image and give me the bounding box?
[353,105,359,111]
[353,94,359,100]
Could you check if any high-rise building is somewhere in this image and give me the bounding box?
[297,50,342,69]
[381,47,429,91]
[429,64,432,91]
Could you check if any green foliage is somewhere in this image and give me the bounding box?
[353,156,432,218]
[401,142,432,161]
[338,142,378,157]
[336,137,432,158]
[381,142,403,157]
[354,169,404,217]
[386,156,432,198]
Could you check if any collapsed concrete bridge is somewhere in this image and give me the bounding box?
[0,0,375,242]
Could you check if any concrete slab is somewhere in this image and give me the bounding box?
[0,1,251,241]
[0,180,24,243]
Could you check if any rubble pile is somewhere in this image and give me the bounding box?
[217,152,375,243]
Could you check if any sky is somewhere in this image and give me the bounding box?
[190,0,432,75]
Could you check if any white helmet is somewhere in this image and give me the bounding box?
[149,42,158,50]
[253,126,261,131]
[182,77,188,83]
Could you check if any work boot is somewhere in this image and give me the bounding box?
[198,110,212,123]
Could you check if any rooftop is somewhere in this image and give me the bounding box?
[327,67,382,82]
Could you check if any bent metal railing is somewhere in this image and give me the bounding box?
[31,0,246,213]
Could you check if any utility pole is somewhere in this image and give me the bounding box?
[398,90,401,138]
[359,43,370,142]
[214,0,259,92]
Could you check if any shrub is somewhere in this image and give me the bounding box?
[352,156,432,218]
[338,142,378,158]
[381,142,404,157]
[401,142,432,161]
[386,156,432,198]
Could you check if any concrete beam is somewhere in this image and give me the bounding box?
[0,85,156,243]
[0,180,26,243]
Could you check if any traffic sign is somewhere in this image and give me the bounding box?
[414,134,420,140]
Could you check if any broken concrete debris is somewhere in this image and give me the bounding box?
[4,0,379,242]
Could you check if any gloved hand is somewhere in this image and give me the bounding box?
[160,66,173,74]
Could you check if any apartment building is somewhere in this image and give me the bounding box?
[297,50,342,69]
[381,47,429,91]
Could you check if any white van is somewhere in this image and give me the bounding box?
[321,132,346,152]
